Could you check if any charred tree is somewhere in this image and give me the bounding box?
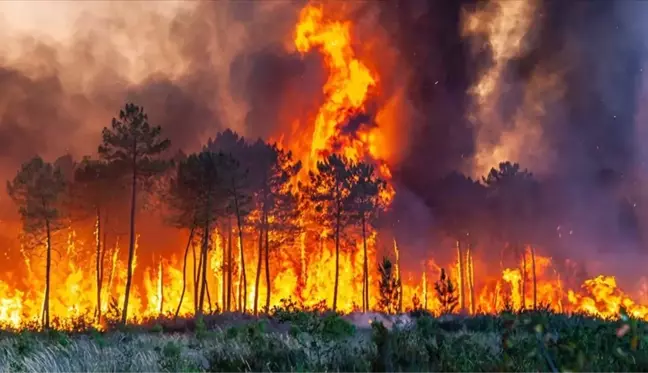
[434,268,459,314]
[378,257,400,314]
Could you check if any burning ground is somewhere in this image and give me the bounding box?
[0,0,647,329]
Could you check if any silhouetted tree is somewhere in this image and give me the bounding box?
[249,140,301,314]
[166,151,199,319]
[169,150,229,316]
[206,130,251,312]
[7,156,66,329]
[302,154,354,311]
[434,268,458,314]
[484,162,540,309]
[73,157,121,323]
[378,257,400,314]
[98,103,170,324]
[349,162,387,312]
[430,171,486,313]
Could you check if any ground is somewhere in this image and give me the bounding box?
[1,310,648,372]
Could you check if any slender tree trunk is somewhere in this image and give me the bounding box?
[192,244,198,313]
[195,244,204,314]
[175,227,195,319]
[456,240,464,313]
[233,190,247,312]
[121,165,138,325]
[467,246,475,314]
[521,244,527,310]
[95,208,102,323]
[206,276,213,313]
[362,214,369,313]
[197,221,210,316]
[531,246,537,310]
[227,219,233,312]
[253,213,264,315]
[333,207,341,312]
[44,217,52,329]
[159,260,164,315]
[100,220,108,318]
[221,229,226,309]
[264,214,271,312]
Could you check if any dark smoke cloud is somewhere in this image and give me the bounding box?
[369,0,648,285]
[2,0,648,283]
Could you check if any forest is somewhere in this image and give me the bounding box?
[3,102,648,373]
[4,100,641,332]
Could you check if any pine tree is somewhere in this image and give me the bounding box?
[434,268,459,314]
[302,154,354,311]
[378,257,401,314]
[98,103,170,324]
[349,162,386,312]
[7,156,67,329]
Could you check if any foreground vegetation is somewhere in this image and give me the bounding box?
[2,307,648,372]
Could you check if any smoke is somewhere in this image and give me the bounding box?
[2,0,648,283]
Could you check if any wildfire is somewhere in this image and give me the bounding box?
[0,2,645,331]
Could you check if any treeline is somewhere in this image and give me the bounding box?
[5,103,388,329]
[6,102,638,329]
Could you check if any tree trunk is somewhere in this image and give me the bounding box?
[227,220,233,312]
[467,246,475,314]
[221,229,226,310]
[362,214,369,313]
[175,227,195,319]
[100,221,108,318]
[192,244,198,313]
[264,213,271,312]
[531,246,537,310]
[233,190,247,312]
[197,222,210,316]
[253,214,264,315]
[456,240,464,313]
[121,166,138,325]
[206,276,213,313]
[521,244,527,310]
[159,260,164,315]
[95,208,102,323]
[333,208,340,312]
[44,217,52,329]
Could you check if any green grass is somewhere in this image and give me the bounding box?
[2,310,648,372]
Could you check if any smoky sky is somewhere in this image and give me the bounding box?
[1,0,648,259]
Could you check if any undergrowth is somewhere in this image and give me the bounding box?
[0,306,647,372]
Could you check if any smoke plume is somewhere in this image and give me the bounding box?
[1,0,648,283]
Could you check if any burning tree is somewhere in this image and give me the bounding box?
[349,162,387,312]
[429,171,486,313]
[378,257,401,314]
[484,162,540,310]
[72,157,122,323]
[169,150,230,316]
[98,102,171,324]
[166,151,198,319]
[434,268,459,315]
[302,154,355,312]
[6,156,67,329]
[206,130,252,312]
[249,140,301,315]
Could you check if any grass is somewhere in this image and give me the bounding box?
[2,308,648,372]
